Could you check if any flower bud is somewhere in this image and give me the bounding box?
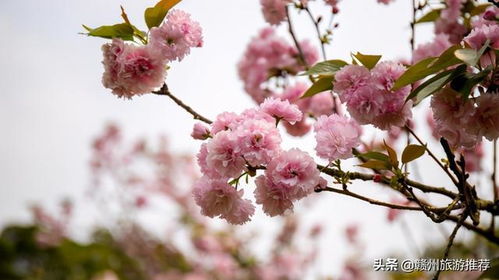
[191,123,211,140]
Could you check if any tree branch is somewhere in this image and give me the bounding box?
[406,125,459,186]
[318,164,459,199]
[286,5,309,69]
[440,138,480,225]
[410,0,416,59]
[320,183,499,245]
[304,7,327,60]
[153,83,213,124]
[432,213,467,280]
[491,139,497,231]
[447,214,499,244]
[318,186,435,211]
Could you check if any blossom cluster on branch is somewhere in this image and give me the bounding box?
[191,98,349,223]
[83,3,499,276]
[99,9,202,98]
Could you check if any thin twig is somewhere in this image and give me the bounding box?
[432,213,467,280]
[304,7,327,60]
[494,139,498,201]
[319,186,431,211]
[317,174,499,244]
[286,5,309,69]
[319,164,459,199]
[405,130,410,174]
[400,178,457,223]
[406,125,458,186]
[490,139,497,232]
[410,0,416,60]
[447,214,499,244]
[318,164,499,214]
[153,84,212,124]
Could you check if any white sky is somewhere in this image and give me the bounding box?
[0,0,493,278]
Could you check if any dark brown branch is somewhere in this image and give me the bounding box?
[319,164,499,212]
[440,138,480,225]
[321,182,499,245]
[440,138,463,190]
[401,177,465,224]
[319,186,435,211]
[433,213,467,280]
[153,84,212,124]
[410,0,416,57]
[494,139,498,202]
[285,5,309,69]
[491,139,497,231]
[447,215,499,244]
[406,125,459,186]
[304,7,327,60]
[318,164,459,199]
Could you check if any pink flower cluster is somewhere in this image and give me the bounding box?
[434,0,466,43]
[260,0,292,25]
[465,8,499,68]
[238,28,318,103]
[472,6,499,28]
[91,123,200,213]
[314,114,362,161]
[149,10,203,61]
[324,0,340,14]
[412,34,451,63]
[88,124,321,280]
[193,177,255,225]
[427,110,484,173]
[192,97,326,223]
[102,39,167,98]
[101,10,203,98]
[278,83,337,136]
[464,24,499,50]
[260,97,303,124]
[334,62,412,130]
[431,90,499,148]
[255,149,320,216]
[430,89,478,148]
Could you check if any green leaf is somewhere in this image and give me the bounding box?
[450,66,493,98]
[393,57,436,91]
[302,60,348,76]
[407,69,454,104]
[401,144,426,164]
[454,48,479,66]
[144,0,183,29]
[476,39,491,59]
[120,5,132,26]
[478,258,499,279]
[384,140,398,168]
[358,160,391,170]
[120,6,148,44]
[392,45,462,90]
[415,9,442,24]
[429,45,463,69]
[352,52,382,70]
[406,65,466,104]
[455,40,490,66]
[357,151,390,162]
[82,23,134,40]
[301,76,334,98]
